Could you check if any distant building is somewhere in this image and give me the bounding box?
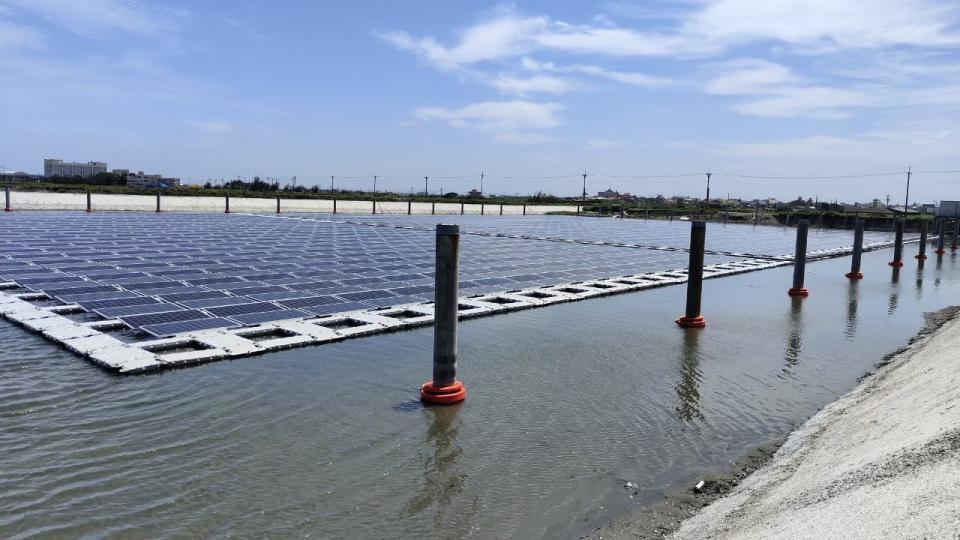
[125,171,180,189]
[597,188,619,198]
[844,203,893,215]
[938,201,960,218]
[44,159,107,177]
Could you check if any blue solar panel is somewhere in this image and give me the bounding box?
[160,290,230,302]
[339,290,396,302]
[208,301,283,317]
[95,303,182,319]
[120,309,209,328]
[279,295,343,309]
[141,317,238,337]
[229,309,309,325]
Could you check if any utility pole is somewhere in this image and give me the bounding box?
[480,171,484,198]
[424,176,429,196]
[330,175,334,191]
[581,170,588,205]
[904,166,912,212]
[705,170,712,204]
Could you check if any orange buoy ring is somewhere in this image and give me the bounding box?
[787,287,809,297]
[420,380,466,405]
[935,249,946,254]
[675,315,706,328]
[845,272,864,279]
[888,260,904,267]
[915,254,928,260]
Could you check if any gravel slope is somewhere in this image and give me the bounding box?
[670,310,960,540]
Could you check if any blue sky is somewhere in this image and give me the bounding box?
[1,1,959,202]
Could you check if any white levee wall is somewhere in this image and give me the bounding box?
[5,190,574,215]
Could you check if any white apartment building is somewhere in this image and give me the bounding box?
[44,159,107,177]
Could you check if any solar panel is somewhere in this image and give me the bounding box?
[122,281,183,291]
[279,295,343,309]
[141,317,238,337]
[207,301,283,317]
[160,290,230,302]
[95,303,183,319]
[339,290,396,302]
[120,309,210,328]
[45,284,117,297]
[229,309,309,325]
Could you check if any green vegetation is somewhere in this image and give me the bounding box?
[7,179,581,206]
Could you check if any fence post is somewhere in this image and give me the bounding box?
[86,189,92,213]
[408,200,412,215]
[753,203,759,225]
[421,224,466,405]
[276,195,281,214]
[576,204,581,216]
[460,202,464,215]
[372,198,376,215]
[846,220,865,279]
[676,221,707,328]
[481,203,485,216]
[432,201,436,215]
[935,220,945,254]
[788,220,810,296]
[889,220,904,267]
[4,185,10,212]
[523,203,526,216]
[915,220,928,261]
[225,194,230,214]
[333,199,337,214]
[499,203,503,216]
[155,191,161,212]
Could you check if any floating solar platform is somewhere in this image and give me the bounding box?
[0,211,917,373]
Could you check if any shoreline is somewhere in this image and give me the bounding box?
[590,305,960,539]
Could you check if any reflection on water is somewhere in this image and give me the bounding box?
[675,330,703,423]
[914,266,924,301]
[844,282,859,339]
[888,267,901,315]
[402,404,471,531]
[784,297,804,373]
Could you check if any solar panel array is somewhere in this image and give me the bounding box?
[0,212,743,338]
[309,214,895,258]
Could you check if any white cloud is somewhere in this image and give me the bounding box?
[380,13,548,71]
[189,121,234,136]
[702,57,960,118]
[522,58,672,88]
[3,0,187,37]
[486,73,575,95]
[717,129,960,162]
[685,0,960,50]
[704,59,801,95]
[0,20,44,49]
[414,100,562,143]
[384,1,960,68]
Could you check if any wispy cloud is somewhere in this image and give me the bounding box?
[0,19,44,49]
[2,0,187,37]
[188,121,234,136]
[521,58,672,88]
[414,100,563,143]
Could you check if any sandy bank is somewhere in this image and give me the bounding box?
[2,190,570,215]
[662,307,960,539]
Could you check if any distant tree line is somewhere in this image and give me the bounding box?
[41,173,127,186]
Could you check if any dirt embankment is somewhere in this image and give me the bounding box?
[594,306,960,540]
